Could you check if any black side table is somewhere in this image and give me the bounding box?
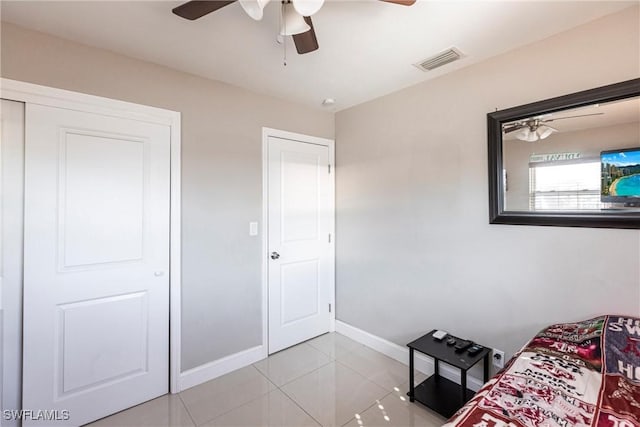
[407,330,491,418]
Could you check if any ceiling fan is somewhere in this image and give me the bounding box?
[172,0,416,54]
[502,112,604,142]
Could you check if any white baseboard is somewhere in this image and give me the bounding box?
[179,345,266,391]
[335,320,484,392]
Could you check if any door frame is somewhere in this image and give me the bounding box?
[0,78,183,394]
[1,98,25,427]
[261,127,335,357]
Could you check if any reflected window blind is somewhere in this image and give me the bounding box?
[529,161,607,211]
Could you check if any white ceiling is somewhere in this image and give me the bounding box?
[549,97,640,132]
[1,0,636,111]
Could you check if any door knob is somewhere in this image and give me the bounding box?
[270,252,280,260]
[154,271,165,277]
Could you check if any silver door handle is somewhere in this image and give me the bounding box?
[270,252,280,260]
[154,271,165,277]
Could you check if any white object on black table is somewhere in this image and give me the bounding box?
[432,330,447,341]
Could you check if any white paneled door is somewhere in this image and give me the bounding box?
[268,136,332,354]
[22,104,170,426]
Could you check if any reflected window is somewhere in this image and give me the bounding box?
[501,95,639,213]
[529,161,605,211]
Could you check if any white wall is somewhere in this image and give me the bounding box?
[1,4,639,389]
[335,6,640,369]
[0,22,334,373]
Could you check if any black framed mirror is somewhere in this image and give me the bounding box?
[488,78,640,229]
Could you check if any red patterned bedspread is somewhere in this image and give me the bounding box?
[444,315,640,427]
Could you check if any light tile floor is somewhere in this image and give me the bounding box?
[87,333,446,427]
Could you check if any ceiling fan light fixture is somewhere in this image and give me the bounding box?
[528,133,539,142]
[515,127,538,142]
[173,0,415,55]
[239,0,270,20]
[280,3,311,36]
[292,0,324,16]
[515,125,556,142]
[537,126,555,140]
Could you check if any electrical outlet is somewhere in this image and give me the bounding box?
[493,349,505,369]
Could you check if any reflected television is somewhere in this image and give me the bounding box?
[601,147,640,205]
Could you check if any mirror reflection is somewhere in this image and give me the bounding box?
[501,96,640,212]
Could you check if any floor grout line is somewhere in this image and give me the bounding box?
[336,348,415,391]
[277,384,324,427]
[207,395,269,426]
[176,392,198,427]
[192,389,275,426]
[271,336,372,389]
[339,392,392,427]
[276,358,334,388]
[276,359,400,426]
[250,363,280,388]
[262,346,337,388]
[271,334,396,427]
[181,366,278,426]
[256,340,335,426]
[94,333,424,427]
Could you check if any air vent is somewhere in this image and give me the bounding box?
[414,48,463,72]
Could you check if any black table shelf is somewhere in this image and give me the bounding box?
[407,329,491,419]
[412,376,475,419]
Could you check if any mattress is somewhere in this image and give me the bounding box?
[444,315,640,427]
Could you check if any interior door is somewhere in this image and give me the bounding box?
[22,103,170,426]
[268,136,331,354]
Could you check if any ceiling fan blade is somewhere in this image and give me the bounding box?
[503,123,526,134]
[172,0,236,20]
[380,0,417,5]
[293,17,319,54]
[543,112,604,123]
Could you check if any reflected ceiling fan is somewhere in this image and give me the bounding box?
[172,0,415,54]
[502,112,604,142]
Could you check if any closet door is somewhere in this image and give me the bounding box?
[23,104,170,426]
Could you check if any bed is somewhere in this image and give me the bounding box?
[443,315,640,427]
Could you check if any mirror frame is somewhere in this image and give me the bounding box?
[488,78,640,229]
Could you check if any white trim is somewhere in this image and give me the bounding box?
[0,79,175,126]
[261,127,336,357]
[0,100,4,427]
[262,127,335,149]
[261,138,269,360]
[0,99,25,425]
[327,137,336,333]
[0,78,183,394]
[335,321,484,392]
[169,106,182,394]
[179,345,265,391]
